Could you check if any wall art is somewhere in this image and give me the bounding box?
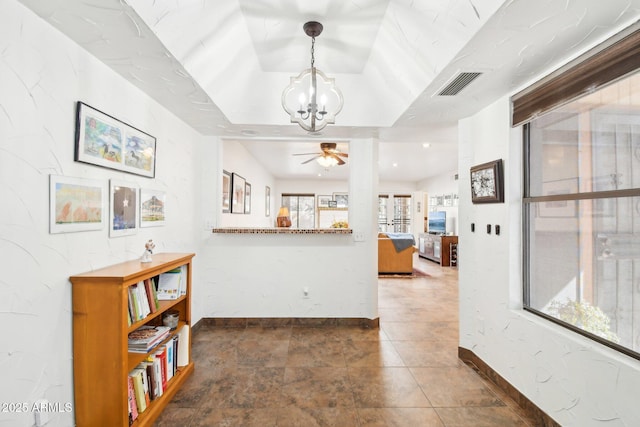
[109,179,139,237]
[140,188,166,227]
[470,159,504,204]
[222,170,231,213]
[231,173,245,214]
[49,175,106,234]
[245,182,252,214]
[75,102,156,178]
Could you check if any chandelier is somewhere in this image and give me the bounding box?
[282,21,343,133]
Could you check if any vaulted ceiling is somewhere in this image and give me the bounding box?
[18,0,640,181]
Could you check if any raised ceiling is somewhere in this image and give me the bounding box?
[18,0,640,181]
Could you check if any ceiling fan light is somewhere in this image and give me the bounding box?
[317,155,338,168]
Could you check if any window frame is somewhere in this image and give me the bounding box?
[517,24,640,360]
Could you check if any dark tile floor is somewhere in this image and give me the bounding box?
[154,256,535,426]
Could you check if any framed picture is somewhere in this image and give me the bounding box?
[470,159,504,204]
[231,173,245,214]
[328,200,338,208]
[317,195,332,208]
[109,180,139,237]
[333,192,348,208]
[222,170,231,213]
[139,188,166,227]
[49,175,106,234]
[265,186,271,217]
[75,101,156,178]
[245,182,252,214]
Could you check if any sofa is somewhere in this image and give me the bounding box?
[378,232,417,274]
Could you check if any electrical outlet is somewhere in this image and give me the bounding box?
[34,399,49,427]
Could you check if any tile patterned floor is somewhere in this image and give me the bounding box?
[154,256,535,426]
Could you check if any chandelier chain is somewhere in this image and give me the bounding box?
[310,37,315,68]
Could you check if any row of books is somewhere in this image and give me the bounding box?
[128,325,171,353]
[127,279,159,325]
[127,266,187,326]
[127,325,190,425]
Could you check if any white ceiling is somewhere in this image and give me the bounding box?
[18,0,640,182]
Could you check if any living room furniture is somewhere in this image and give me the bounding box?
[69,253,195,427]
[378,232,417,274]
[418,233,458,266]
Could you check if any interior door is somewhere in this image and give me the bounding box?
[378,194,412,233]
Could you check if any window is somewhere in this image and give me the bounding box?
[281,194,315,228]
[519,28,640,359]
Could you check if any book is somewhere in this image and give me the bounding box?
[154,347,168,392]
[129,369,147,413]
[178,265,187,296]
[127,374,138,425]
[128,325,171,353]
[156,269,181,300]
[143,278,158,313]
[152,356,164,397]
[140,362,156,401]
[176,325,190,367]
[128,286,139,321]
[172,335,179,374]
[165,342,174,381]
[135,282,151,318]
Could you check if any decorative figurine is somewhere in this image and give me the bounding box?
[140,239,155,263]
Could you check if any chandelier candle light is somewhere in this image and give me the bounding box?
[282,21,343,133]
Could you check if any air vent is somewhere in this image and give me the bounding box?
[437,72,483,96]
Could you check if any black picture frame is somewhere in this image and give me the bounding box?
[470,159,504,204]
[74,102,156,178]
[231,173,246,213]
[222,170,231,213]
[244,182,252,214]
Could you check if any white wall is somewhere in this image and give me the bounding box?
[198,138,379,319]
[458,97,640,425]
[419,172,460,235]
[220,140,277,227]
[0,2,204,426]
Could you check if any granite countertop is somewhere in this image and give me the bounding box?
[211,228,352,234]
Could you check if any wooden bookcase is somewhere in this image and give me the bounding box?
[70,253,195,427]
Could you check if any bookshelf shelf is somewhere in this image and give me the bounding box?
[70,253,195,427]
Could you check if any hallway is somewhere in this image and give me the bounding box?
[154,256,534,426]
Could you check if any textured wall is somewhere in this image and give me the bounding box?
[458,95,640,425]
[0,2,203,426]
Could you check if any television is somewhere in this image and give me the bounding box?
[428,211,446,235]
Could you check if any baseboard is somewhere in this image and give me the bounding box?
[192,317,379,332]
[458,347,561,427]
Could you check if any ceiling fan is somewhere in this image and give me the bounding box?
[293,142,348,166]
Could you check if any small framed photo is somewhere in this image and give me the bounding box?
[328,200,338,208]
[49,175,106,234]
[222,170,231,213]
[231,173,246,214]
[245,182,252,214]
[317,195,332,208]
[75,102,156,178]
[139,188,166,227]
[265,186,271,217]
[109,180,139,237]
[470,159,504,204]
[333,192,348,208]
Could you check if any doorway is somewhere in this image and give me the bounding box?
[378,194,412,233]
